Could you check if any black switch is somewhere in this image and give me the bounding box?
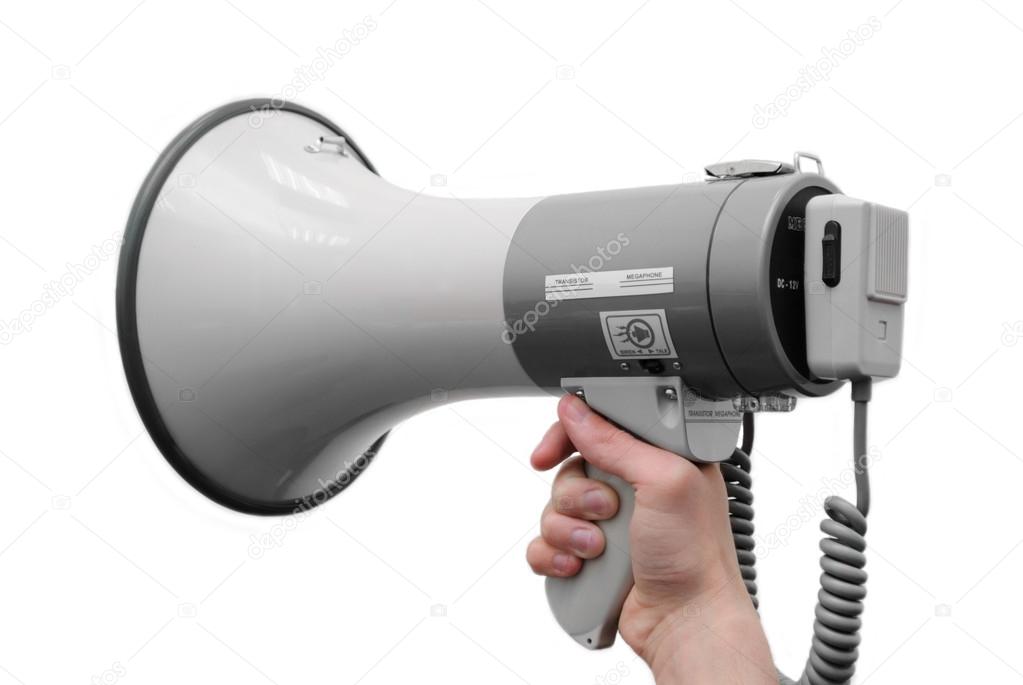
[821,220,841,287]
[639,359,664,374]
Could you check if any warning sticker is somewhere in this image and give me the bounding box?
[544,267,674,301]
[600,309,677,360]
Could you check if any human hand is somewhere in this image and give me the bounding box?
[526,395,775,683]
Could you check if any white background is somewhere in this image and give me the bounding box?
[1,1,1021,683]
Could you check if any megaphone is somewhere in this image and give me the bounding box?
[117,99,908,682]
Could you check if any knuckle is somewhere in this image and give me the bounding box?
[525,538,547,572]
[540,509,557,539]
[552,482,580,514]
[553,493,577,515]
[663,459,700,492]
[595,425,635,459]
[554,456,584,482]
[595,424,624,448]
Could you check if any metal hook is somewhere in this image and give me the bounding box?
[304,135,351,156]
[793,151,824,175]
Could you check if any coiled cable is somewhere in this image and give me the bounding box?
[724,381,871,685]
[722,420,759,608]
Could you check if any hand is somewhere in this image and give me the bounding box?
[526,395,776,684]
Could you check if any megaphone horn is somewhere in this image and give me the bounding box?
[118,99,837,514]
[119,100,911,662]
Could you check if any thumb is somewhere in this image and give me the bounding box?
[557,394,683,486]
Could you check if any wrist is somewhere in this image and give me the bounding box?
[639,579,775,684]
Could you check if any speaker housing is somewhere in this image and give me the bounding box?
[118,100,841,515]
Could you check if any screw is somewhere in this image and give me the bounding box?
[619,362,629,371]
[672,361,681,370]
[574,390,585,399]
[664,388,678,401]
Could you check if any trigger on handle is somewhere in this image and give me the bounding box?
[544,463,636,649]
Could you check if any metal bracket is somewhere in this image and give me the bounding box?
[304,135,351,156]
[562,377,741,463]
[793,151,824,175]
[733,394,798,413]
[704,153,826,180]
[704,159,795,179]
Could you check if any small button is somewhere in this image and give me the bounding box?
[822,220,841,287]
[639,360,664,374]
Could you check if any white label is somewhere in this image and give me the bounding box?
[544,267,674,301]
[600,309,677,360]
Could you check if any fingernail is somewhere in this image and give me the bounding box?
[563,395,589,422]
[569,528,595,554]
[582,489,611,516]
[553,553,574,573]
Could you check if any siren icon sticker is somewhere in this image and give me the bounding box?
[600,309,677,360]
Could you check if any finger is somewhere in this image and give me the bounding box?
[526,537,582,577]
[551,455,587,484]
[556,394,687,485]
[530,421,576,471]
[551,464,620,520]
[541,506,606,559]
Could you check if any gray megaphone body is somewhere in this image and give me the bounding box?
[116,100,882,651]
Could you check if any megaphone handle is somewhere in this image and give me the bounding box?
[545,462,636,649]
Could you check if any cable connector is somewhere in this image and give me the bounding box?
[851,377,872,403]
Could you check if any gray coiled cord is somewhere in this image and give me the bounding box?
[723,381,871,685]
